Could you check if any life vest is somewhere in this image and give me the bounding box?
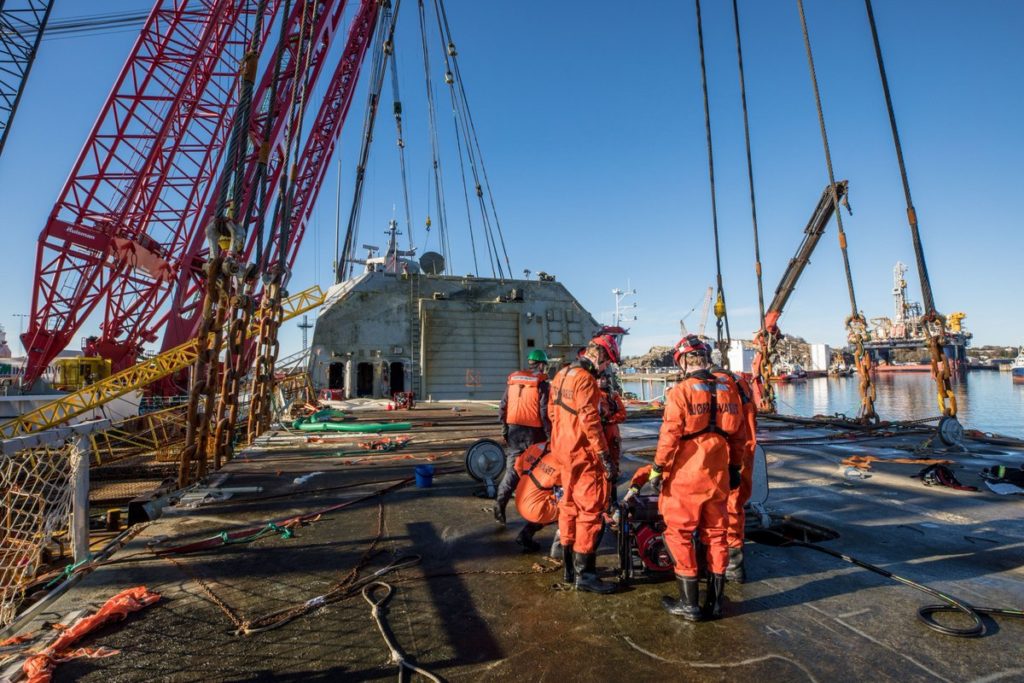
[505,369,547,428]
[677,370,743,441]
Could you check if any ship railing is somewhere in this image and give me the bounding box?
[0,420,108,627]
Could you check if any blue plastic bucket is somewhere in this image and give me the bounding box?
[414,464,435,488]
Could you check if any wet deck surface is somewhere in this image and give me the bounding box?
[6,404,1024,682]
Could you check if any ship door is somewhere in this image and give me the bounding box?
[356,362,374,397]
[328,362,345,390]
[389,361,405,394]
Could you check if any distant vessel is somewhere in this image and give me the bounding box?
[773,358,807,383]
[1012,348,1024,383]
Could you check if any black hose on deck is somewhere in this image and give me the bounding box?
[758,528,1023,638]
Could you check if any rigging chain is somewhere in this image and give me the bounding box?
[796,0,878,423]
[250,0,321,439]
[863,0,956,419]
[694,0,731,366]
[180,0,277,485]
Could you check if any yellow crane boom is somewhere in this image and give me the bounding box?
[1,285,326,439]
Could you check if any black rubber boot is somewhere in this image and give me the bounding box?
[725,546,746,584]
[661,576,703,621]
[562,544,575,584]
[516,523,543,552]
[703,573,726,619]
[573,552,616,594]
[550,529,561,560]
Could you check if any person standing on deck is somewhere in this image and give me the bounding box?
[548,334,619,593]
[708,355,758,582]
[650,335,745,620]
[493,349,551,525]
[598,372,627,504]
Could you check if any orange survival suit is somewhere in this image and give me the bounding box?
[711,367,757,549]
[548,359,609,554]
[653,370,746,577]
[514,442,560,526]
[599,386,627,471]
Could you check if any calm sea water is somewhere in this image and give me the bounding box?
[622,371,1024,438]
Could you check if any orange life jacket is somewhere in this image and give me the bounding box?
[505,369,547,428]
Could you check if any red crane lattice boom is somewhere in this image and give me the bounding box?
[104,0,349,365]
[21,0,278,384]
[161,0,379,353]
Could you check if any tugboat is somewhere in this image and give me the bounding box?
[1012,347,1024,383]
[773,358,807,383]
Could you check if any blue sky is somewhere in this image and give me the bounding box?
[1,0,1021,359]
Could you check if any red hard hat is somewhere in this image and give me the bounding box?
[673,334,711,365]
[590,334,621,364]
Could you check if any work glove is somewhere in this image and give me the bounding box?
[728,465,742,490]
[622,485,641,505]
[599,451,615,482]
[501,424,509,443]
[648,465,664,494]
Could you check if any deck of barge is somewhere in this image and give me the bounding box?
[3,403,1023,682]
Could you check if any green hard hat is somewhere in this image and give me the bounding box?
[528,349,549,363]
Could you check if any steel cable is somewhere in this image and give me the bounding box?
[417,0,448,267]
[796,0,877,422]
[387,36,415,250]
[694,0,731,363]
[863,0,956,420]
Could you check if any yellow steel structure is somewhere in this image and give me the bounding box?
[53,356,112,391]
[0,285,326,439]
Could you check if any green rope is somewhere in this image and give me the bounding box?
[45,555,94,589]
[218,522,294,546]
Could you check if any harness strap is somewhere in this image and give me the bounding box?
[552,370,578,416]
[528,471,555,492]
[523,451,555,491]
[679,377,728,442]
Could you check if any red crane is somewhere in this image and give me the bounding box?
[161,0,381,353]
[21,0,280,385]
[101,0,350,368]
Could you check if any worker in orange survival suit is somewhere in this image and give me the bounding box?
[548,334,620,593]
[493,349,551,525]
[649,335,746,620]
[598,372,627,504]
[709,354,758,582]
[512,441,560,552]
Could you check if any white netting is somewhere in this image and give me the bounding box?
[0,443,74,626]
